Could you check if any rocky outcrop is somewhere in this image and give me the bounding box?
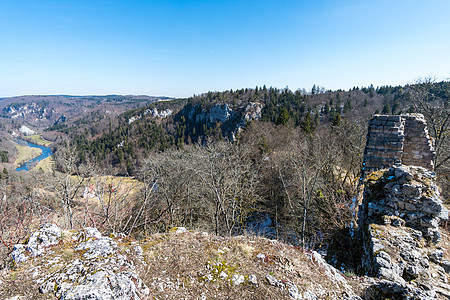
[145,108,172,118]
[359,165,448,243]
[10,225,149,300]
[209,104,233,123]
[18,125,36,136]
[11,223,61,263]
[188,103,235,124]
[181,101,265,142]
[231,102,264,141]
[242,102,263,122]
[2,224,367,299]
[359,165,450,298]
[128,108,173,124]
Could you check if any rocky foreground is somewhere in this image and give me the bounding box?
[0,165,449,299]
[0,224,367,299]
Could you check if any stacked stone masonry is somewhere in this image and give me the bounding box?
[363,114,435,178]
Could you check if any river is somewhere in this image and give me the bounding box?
[16,139,53,171]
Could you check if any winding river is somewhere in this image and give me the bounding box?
[16,140,53,171]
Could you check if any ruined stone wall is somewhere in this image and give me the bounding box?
[402,115,435,169]
[362,114,435,178]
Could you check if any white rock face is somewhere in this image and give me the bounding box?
[129,108,172,124]
[265,274,301,299]
[72,227,102,241]
[128,116,140,124]
[12,225,150,300]
[310,251,351,291]
[18,125,36,136]
[11,223,61,263]
[11,244,28,263]
[360,165,450,298]
[209,104,233,123]
[74,237,117,260]
[4,296,23,300]
[232,274,245,285]
[148,108,172,118]
[60,268,149,300]
[243,102,264,122]
[231,102,265,142]
[159,109,172,118]
[248,274,258,286]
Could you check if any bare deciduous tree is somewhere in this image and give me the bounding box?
[135,141,259,236]
[408,77,450,201]
[192,140,259,236]
[48,145,86,229]
[408,77,450,170]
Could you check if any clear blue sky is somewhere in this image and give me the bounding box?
[1,0,449,98]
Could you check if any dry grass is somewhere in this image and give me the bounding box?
[14,144,42,165]
[33,156,54,173]
[26,134,52,147]
[0,271,54,299]
[439,225,450,259]
[139,231,354,299]
[80,175,143,204]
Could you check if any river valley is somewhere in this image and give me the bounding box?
[15,139,53,171]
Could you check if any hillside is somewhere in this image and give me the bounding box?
[0,94,172,169]
[0,95,169,130]
[0,224,388,299]
[0,81,446,250]
[61,81,449,175]
[1,81,447,176]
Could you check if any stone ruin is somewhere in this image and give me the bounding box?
[362,114,435,178]
[357,114,450,298]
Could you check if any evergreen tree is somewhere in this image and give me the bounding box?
[314,110,320,126]
[276,107,290,126]
[382,103,392,114]
[324,102,329,115]
[343,99,352,113]
[331,113,341,127]
[301,111,315,133]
